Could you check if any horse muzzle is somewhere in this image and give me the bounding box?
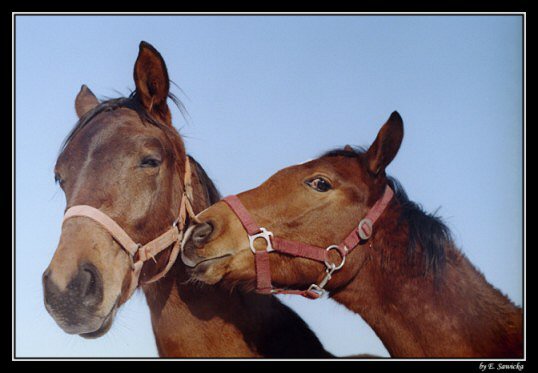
[180,223,216,268]
[42,263,114,336]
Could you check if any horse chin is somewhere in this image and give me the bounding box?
[79,304,118,339]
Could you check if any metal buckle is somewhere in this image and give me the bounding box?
[358,217,374,240]
[248,227,274,253]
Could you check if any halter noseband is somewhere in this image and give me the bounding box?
[62,157,197,299]
[222,185,394,299]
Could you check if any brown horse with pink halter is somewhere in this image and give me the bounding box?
[43,41,331,357]
[61,156,197,299]
[182,112,523,358]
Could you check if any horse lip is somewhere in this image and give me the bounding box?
[79,299,118,339]
[192,254,232,268]
[181,249,232,269]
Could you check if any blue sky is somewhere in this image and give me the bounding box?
[15,15,523,358]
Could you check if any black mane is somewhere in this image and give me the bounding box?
[387,177,450,274]
[321,146,452,275]
[188,156,222,205]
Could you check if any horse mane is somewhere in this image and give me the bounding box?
[187,155,222,205]
[321,146,452,275]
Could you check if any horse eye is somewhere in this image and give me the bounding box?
[306,177,332,192]
[140,156,162,168]
[54,173,65,187]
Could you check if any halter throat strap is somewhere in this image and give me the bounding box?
[62,156,197,299]
[222,185,394,299]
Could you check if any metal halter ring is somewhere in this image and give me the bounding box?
[248,227,274,254]
[324,245,346,271]
[308,246,347,297]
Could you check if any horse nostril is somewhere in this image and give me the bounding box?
[77,263,103,306]
[42,267,55,306]
[192,222,214,247]
[42,267,51,285]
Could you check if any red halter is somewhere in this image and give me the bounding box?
[222,185,394,299]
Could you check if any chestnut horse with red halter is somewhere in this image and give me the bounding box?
[182,112,523,358]
[42,41,331,357]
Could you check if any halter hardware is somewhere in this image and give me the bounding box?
[222,185,394,299]
[62,156,197,300]
[306,245,347,297]
[248,228,274,253]
[358,218,374,240]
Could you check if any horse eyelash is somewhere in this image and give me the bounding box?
[54,173,64,186]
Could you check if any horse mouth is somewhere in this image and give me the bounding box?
[183,254,231,286]
[190,254,232,270]
[183,254,233,286]
[79,302,118,339]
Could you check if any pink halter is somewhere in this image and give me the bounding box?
[222,185,394,299]
[62,157,197,299]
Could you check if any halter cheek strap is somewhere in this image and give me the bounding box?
[62,156,197,299]
[222,185,394,299]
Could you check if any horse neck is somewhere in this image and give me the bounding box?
[142,274,331,357]
[332,211,523,358]
[141,273,258,357]
[141,157,330,358]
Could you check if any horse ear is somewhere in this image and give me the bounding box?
[75,85,99,118]
[133,41,171,124]
[364,111,404,176]
[344,144,353,152]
